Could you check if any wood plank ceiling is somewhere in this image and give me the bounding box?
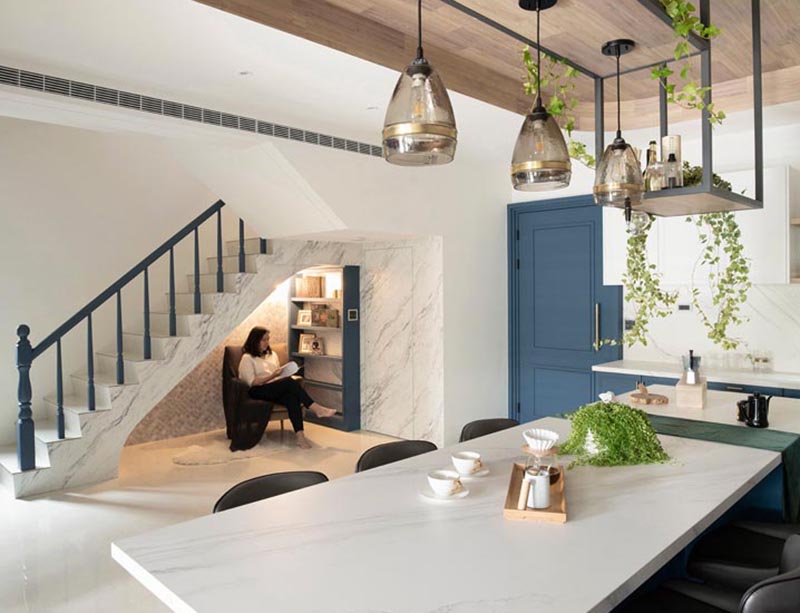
[197,0,800,130]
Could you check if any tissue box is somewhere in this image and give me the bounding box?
[675,376,707,409]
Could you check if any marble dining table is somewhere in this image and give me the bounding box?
[112,416,781,613]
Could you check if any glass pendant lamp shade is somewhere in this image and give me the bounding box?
[511,106,571,191]
[382,60,457,166]
[593,137,644,207]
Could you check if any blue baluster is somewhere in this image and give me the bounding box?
[15,325,35,470]
[143,268,151,359]
[194,227,201,314]
[116,290,124,384]
[169,247,176,336]
[56,338,64,439]
[238,218,245,273]
[216,209,224,292]
[87,313,95,411]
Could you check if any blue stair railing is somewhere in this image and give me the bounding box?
[14,199,267,471]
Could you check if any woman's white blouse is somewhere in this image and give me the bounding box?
[238,352,281,387]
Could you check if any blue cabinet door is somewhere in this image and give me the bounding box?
[784,388,800,399]
[511,196,622,421]
[595,372,640,397]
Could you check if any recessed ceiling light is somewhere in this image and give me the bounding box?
[238,70,253,77]
[366,106,379,111]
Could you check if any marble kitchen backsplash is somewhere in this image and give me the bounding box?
[624,283,800,373]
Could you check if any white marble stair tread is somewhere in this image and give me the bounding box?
[70,370,135,388]
[224,237,265,256]
[34,418,82,443]
[0,443,51,472]
[96,348,163,363]
[43,393,111,413]
[206,254,259,274]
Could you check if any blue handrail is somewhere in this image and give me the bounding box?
[14,199,265,471]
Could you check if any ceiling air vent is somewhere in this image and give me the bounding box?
[0,63,382,157]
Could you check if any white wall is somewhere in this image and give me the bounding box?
[0,117,248,445]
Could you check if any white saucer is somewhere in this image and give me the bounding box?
[455,467,490,480]
[419,486,470,502]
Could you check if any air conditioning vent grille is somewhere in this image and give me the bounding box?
[0,63,381,157]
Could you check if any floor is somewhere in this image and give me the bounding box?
[0,423,396,612]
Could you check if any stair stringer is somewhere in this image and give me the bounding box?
[6,239,362,498]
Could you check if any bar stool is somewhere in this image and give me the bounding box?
[213,471,328,512]
[459,418,519,442]
[355,440,437,472]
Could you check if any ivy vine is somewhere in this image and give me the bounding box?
[651,0,725,125]
[621,215,678,347]
[682,164,751,349]
[522,47,595,168]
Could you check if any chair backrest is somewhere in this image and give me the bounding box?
[740,535,800,613]
[356,440,437,472]
[213,470,329,513]
[459,418,520,442]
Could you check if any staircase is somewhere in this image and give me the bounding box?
[0,201,361,498]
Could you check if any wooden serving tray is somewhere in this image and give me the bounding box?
[503,462,567,523]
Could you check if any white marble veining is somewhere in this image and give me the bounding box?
[361,237,444,446]
[113,417,780,613]
[594,359,800,390]
[619,385,800,434]
[3,240,363,497]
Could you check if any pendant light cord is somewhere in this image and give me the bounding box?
[416,0,424,60]
[536,2,542,108]
[616,50,622,139]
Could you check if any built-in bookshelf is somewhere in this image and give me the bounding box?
[288,265,360,431]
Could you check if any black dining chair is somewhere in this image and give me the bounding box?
[213,471,329,513]
[617,535,800,613]
[355,440,437,472]
[459,418,519,442]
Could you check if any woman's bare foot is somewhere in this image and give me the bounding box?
[310,402,337,418]
[296,431,312,449]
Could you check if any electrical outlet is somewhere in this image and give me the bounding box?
[624,319,636,330]
[678,304,691,311]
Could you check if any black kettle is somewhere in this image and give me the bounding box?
[744,393,772,428]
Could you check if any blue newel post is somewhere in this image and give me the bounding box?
[16,325,35,470]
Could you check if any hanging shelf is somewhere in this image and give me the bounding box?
[444,0,765,217]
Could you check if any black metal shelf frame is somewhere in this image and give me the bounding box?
[442,0,764,216]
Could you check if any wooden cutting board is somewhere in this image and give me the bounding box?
[629,383,669,405]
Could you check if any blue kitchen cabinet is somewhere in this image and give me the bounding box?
[707,382,784,397]
[783,388,800,399]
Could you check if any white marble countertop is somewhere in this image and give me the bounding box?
[593,359,800,390]
[619,385,800,434]
[112,417,781,613]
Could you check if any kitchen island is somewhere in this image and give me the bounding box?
[112,417,781,612]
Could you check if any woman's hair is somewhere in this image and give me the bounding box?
[242,326,271,357]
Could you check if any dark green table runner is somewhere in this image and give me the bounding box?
[648,414,800,522]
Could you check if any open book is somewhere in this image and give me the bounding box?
[271,361,300,381]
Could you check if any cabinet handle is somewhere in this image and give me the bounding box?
[726,385,745,392]
[594,303,600,350]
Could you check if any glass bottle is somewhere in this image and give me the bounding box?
[643,141,665,192]
[665,153,680,189]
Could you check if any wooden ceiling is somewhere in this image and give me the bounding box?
[197,0,800,129]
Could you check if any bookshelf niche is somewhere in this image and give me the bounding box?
[288,265,360,431]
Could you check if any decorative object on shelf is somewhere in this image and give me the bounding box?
[295,276,323,298]
[643,141,665,192]
[665,153,680,188]
[559,401,670,467]
[296,310,312,327]
[661,135,683,186]
[621,215,678,347]
[332,289,342,299]
[510,0,571,192]
[630,383,669,406]
[299,333,316,353]
[311,307,339,328]
[650,0,725,126]
[382,0,457,166]
[593,39,644,211]
[310,338,325,355]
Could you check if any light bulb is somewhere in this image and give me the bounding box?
[533,118,545,154]
[410,73,428,122]
[626,209,650,235]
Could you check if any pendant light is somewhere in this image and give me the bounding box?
[510,0,571,191]
[593,39,644,207]
[382,0,457,166]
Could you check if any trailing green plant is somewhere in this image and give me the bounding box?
[650,0,725,125]
[522,47,595,169]
[682,163,752,350]
[621,215,678,346]
[560,401,670,467]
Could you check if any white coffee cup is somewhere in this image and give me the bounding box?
[451,451,482,475]
[427,470,463,497]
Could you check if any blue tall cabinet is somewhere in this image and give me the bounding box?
[509,195,623,422]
